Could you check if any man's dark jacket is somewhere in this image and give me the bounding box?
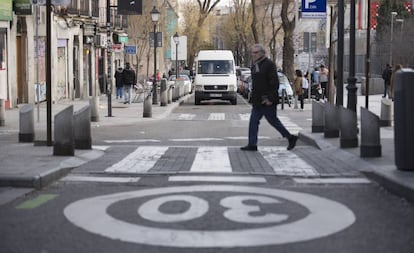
[122,68,136,86]
[250,57,280,106]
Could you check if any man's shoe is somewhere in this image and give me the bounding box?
[240,145,258,151]
[287,135,298,150]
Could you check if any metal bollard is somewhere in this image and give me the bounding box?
[168,85,173,104]
[160,78,167,106]
[143,91,152,118]
[0,99,5,126]
[380,98,392,127]
[89,96,100,122]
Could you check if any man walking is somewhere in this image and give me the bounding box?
[382,63,392,98]
[122,62,136,104]
[241,44,298,151]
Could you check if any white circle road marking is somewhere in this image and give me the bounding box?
[64,185,356,248]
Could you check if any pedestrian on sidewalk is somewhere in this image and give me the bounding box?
[122,62,136,104]
[240,44,298,151]
[382,63,392,98]
[294,69,306,110]
[114,67,124,99]
[319,64,329,99]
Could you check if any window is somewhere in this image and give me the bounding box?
[0,29,6,70]
[198,60,234,74]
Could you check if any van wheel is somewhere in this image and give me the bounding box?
[195,97,201,105]
[231,98,237,105]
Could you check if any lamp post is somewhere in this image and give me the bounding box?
[173,32,179,79]
[390,12,397,65]
[150,6,160,105]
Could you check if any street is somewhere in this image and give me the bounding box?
[1,95,414,253]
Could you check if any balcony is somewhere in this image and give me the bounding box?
[66,0,98,18]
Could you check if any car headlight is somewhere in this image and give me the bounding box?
[229,85,236,92]
[195,85,203,91]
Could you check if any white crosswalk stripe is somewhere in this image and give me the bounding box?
[103,146,318,177]
[173,113,303,134]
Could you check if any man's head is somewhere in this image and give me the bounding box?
[251,44,266,62]
[125,62,131,69]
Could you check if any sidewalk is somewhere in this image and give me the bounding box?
[1,93,414,206]
[0,94,188,204]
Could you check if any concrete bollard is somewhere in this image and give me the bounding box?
[0,98,5,126]
[143,92,152,118]
[339,106,358,148]
[160,78,167,106]
[167,85,173,104]
[89,96,100,122]
[54,105,74,156]
[19,104,35,142]
[74,105,91,149]
[324,102,340,138]
[311,100,324,133]
[380,98,392,127]
[360,107,381,157]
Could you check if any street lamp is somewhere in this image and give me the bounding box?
[173,32,179,79]
[390,11,397,65]
[150,6,160,105]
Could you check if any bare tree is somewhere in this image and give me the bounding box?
[250,0,259,43]
[280,0,295,81]
[182,0,222,68]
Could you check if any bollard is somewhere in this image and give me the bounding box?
[360,107,381,157]
[143,91,152,118]
[89,96,100,122]
[0,98,5,126]
[380,98,392,127]
[394,68,414,170]
[339,106,358,148]
[74,105,91,149]
[311,100,324,133]
[19,104,35,142]
[168,85,173,104]
[54,105,74,156]
[324,103,340,138]
[160,78,167,106]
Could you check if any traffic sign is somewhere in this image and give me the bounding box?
[125,45,137,55]
[301,0,326,18]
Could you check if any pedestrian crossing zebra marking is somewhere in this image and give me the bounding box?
[103,146,318,177]
[62,175,141,183]
[208,113,225,120]
[105,146,168,173]
[191,146,232,172]
[169,175,267,183]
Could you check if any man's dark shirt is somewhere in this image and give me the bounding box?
[250,57,280,106]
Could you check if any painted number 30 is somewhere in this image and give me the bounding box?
[138,194,288,224]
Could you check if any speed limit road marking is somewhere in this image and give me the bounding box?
[64,185,355,248]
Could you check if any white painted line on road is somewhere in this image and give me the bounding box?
[190,147,232,172]
[104,139,161,143]
[260,147,319,177]
[105,146,168,173]
[177,113,196,120]
[169,175,266,183]
[294,178,371,184]
[169,138,223,142]
[208,113,225,120]
[92,145,110,151]
[239,113,250,121]
[62,175,140,183]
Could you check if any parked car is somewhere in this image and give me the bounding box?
[277,72,293,104]
[168,74,192,95]
[237,72,251,96]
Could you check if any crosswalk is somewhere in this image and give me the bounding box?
[172,113,303,135]
[103,146,318,177]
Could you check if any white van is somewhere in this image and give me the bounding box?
[194,50,237,105]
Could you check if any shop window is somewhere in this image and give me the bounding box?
[0,29,6,70]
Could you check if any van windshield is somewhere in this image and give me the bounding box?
[197,60,234,74]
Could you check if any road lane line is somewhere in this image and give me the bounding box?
[169,175,266,183]
[62,175,140,183]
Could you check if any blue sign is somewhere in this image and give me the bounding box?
[125,45,137,55]
[301,0,326,18]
